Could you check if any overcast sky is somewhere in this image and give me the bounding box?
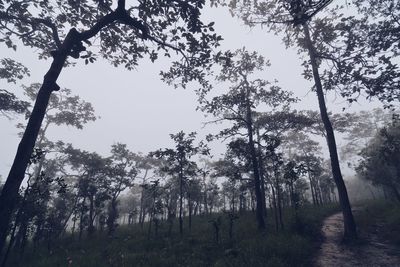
[0,2,382,181]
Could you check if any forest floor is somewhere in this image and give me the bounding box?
[9,205,339,267]
[315,203,400,267]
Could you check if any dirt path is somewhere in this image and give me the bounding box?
[315,210,400,267]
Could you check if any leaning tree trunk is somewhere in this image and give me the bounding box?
[0,28,87,253]
[0,63,58,253]
[303,23,357,240]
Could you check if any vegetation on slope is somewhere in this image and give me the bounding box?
[355,201,400,246]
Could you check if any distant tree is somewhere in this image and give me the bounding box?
[186,178,202,230]
[133,153,159,228]
[64,146,110,238]
[283,160,305,211]
[206,177,221,214]
[211,142,252,214]
[282,159,306,230]
[357,117,400,202]
[200,48,295,230]
[198,158,212,215]
[284,131,323,205]
[150,131,209,235]
[106,143,137,235]
[340,109,393,165]
[0,0,221,251]
[141,179,162,238]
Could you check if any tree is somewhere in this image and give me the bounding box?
[212,150,246,213]
[106,143,137,235]
[0,0,221,252]
[133,153,159,228]
[284,131,324,205]
[357,117,400,202]
[255,110,315,216]
[200,48,295,230]
[214,0,357,239]
[1,84,97,256]
[64,145,111,238]
[282,159,306,229]
[186,178,202,230]
[150,131,208,235]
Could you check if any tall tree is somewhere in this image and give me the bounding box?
[0,0,221,252]
[150,131,208,235]
[214,0,357,239]
[200,48,295,230]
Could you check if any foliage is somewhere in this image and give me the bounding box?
[0,58,30,116]
[22,84,97,130]
[0,0,221,87]
[355,200,400,246]
[356,117,400,201]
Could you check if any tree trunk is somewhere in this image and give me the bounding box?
[256,129,268,217]
[179,169,184,235]
[245,87,266,230]
[0,28,83,253]
[188,194,192,231]
[88,195,95,236]
[139,189,145,229]
[307,169,317,205]
[303,23,357,240]
[79,196,87,241]
[271,185,279,231]
[203,174,208,215]
[275,175,284,230]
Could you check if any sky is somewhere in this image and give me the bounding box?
[0,2,382,181]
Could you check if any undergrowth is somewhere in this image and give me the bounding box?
[9,204,339,267]
[355,200,400,246]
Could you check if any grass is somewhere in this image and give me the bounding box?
[355,200,400,246]
[9,204,339,267]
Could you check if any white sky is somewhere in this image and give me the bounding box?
[0,3,382,181]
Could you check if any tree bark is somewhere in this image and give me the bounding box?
[303,23,357,240]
